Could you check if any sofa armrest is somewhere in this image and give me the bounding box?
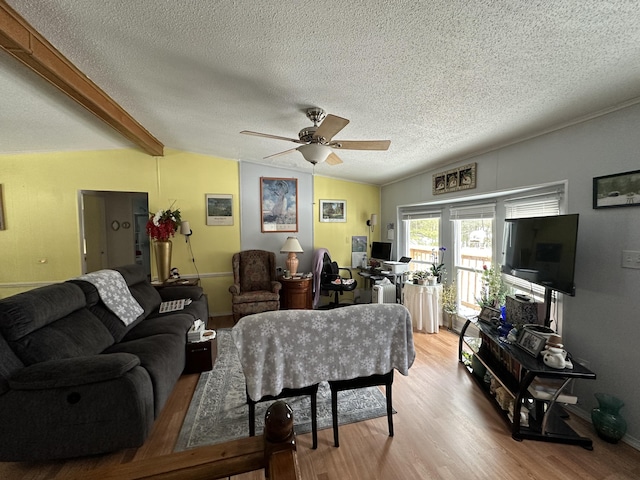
[271,281,282,293]
[9,353,140,390]
[159,285,204,301]
[229,283,241,295]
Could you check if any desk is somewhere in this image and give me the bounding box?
[357,269,409,303]
[403,283,442,333]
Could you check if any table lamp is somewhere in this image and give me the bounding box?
[280,237,304,276]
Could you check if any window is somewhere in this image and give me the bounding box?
[401,209,441,273]
[450,203,496,315]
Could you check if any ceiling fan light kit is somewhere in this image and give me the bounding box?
[241,107,390,166]
[297,144,332,165]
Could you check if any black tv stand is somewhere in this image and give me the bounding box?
[459,317,596,449]
[543,286,554,329]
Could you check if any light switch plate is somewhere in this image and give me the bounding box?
[622,250,640,269]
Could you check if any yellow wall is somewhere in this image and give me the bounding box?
[0,148,378,315]
[0,148,240,315]
[313,176,380,267]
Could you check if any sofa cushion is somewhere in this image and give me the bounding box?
[122,312,193,342]
[114,264,163,316]
[9,308,115,366]
[0,283,86,341]
[9,353,140,390]
[104,333,186,417]
[0,334,24,395]
[69,279,145,342]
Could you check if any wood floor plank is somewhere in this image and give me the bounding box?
[1,319,639,479]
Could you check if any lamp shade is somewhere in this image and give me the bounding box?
[180,221,192,235]
[297,144,332,165]
[370,214,378,226]
[280,237,303,253]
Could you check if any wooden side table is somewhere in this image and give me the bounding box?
[279,276,313,310]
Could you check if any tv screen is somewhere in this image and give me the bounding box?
[370,241,392,261]
[501,214,579,296]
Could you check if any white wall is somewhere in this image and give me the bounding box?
[382,103,640,446]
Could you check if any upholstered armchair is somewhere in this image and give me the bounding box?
[229,250,282,323]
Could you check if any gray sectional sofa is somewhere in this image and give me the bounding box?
[0,264,208,461]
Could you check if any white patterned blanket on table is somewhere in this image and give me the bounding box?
[231,303,416,401]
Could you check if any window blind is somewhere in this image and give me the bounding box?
[449,202,496,220]
[504,192,561,219]
[400,208,442,220]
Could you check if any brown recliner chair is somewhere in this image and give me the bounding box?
[229,250,282,323]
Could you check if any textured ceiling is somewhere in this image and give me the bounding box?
[3,0,640,185]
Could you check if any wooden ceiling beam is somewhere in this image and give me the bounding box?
[0,1,164,156]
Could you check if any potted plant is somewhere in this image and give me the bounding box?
[430,247,447,283]
[477,264,508,310]
[412,271,426,284]
[442,282,457,330]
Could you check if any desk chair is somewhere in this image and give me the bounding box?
[319,252,357,308]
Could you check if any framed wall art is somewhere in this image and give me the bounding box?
[593,169,640,209]
[260,177,298,232]
[319,199,347,222]
[206,194,234,225]
[432,162,477,195]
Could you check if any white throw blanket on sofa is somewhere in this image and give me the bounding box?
[76,270,143,325]
[232,303,416,400]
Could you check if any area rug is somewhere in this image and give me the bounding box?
[175,329,391,451]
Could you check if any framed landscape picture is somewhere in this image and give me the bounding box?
[260,177,298,232]
[319,199,347,222]
[593,169,640,209]
[206,194,233,225]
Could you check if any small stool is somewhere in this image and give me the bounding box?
[247,383,319,449]
[328,371,394,447]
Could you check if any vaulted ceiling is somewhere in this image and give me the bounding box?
[2,1,640,185]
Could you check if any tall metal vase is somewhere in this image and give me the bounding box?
[153,240,172,282]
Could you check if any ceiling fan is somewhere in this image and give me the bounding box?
[240,107,390,166]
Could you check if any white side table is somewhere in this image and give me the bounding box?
[403,283,443,333]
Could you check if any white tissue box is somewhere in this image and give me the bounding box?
[188,320,205,342]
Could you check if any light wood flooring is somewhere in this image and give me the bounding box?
[2,316,639,480]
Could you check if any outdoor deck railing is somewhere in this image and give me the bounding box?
[409,247,491,311]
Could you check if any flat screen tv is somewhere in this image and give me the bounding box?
[370,241,392,262]
[501,214,579,296]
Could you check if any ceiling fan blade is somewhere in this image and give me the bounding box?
[325,152,343,165]
[240,130,305,144]
[264,148,299,159]
[313,114,350,142]
[330,140,391,151]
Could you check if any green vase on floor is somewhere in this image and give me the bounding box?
[591,393,627,443]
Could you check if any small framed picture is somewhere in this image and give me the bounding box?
[593,169,640,209]
[477,306,501,325]
[516,329,546,357]
[206,194,234,226]
[319,199,347,222]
